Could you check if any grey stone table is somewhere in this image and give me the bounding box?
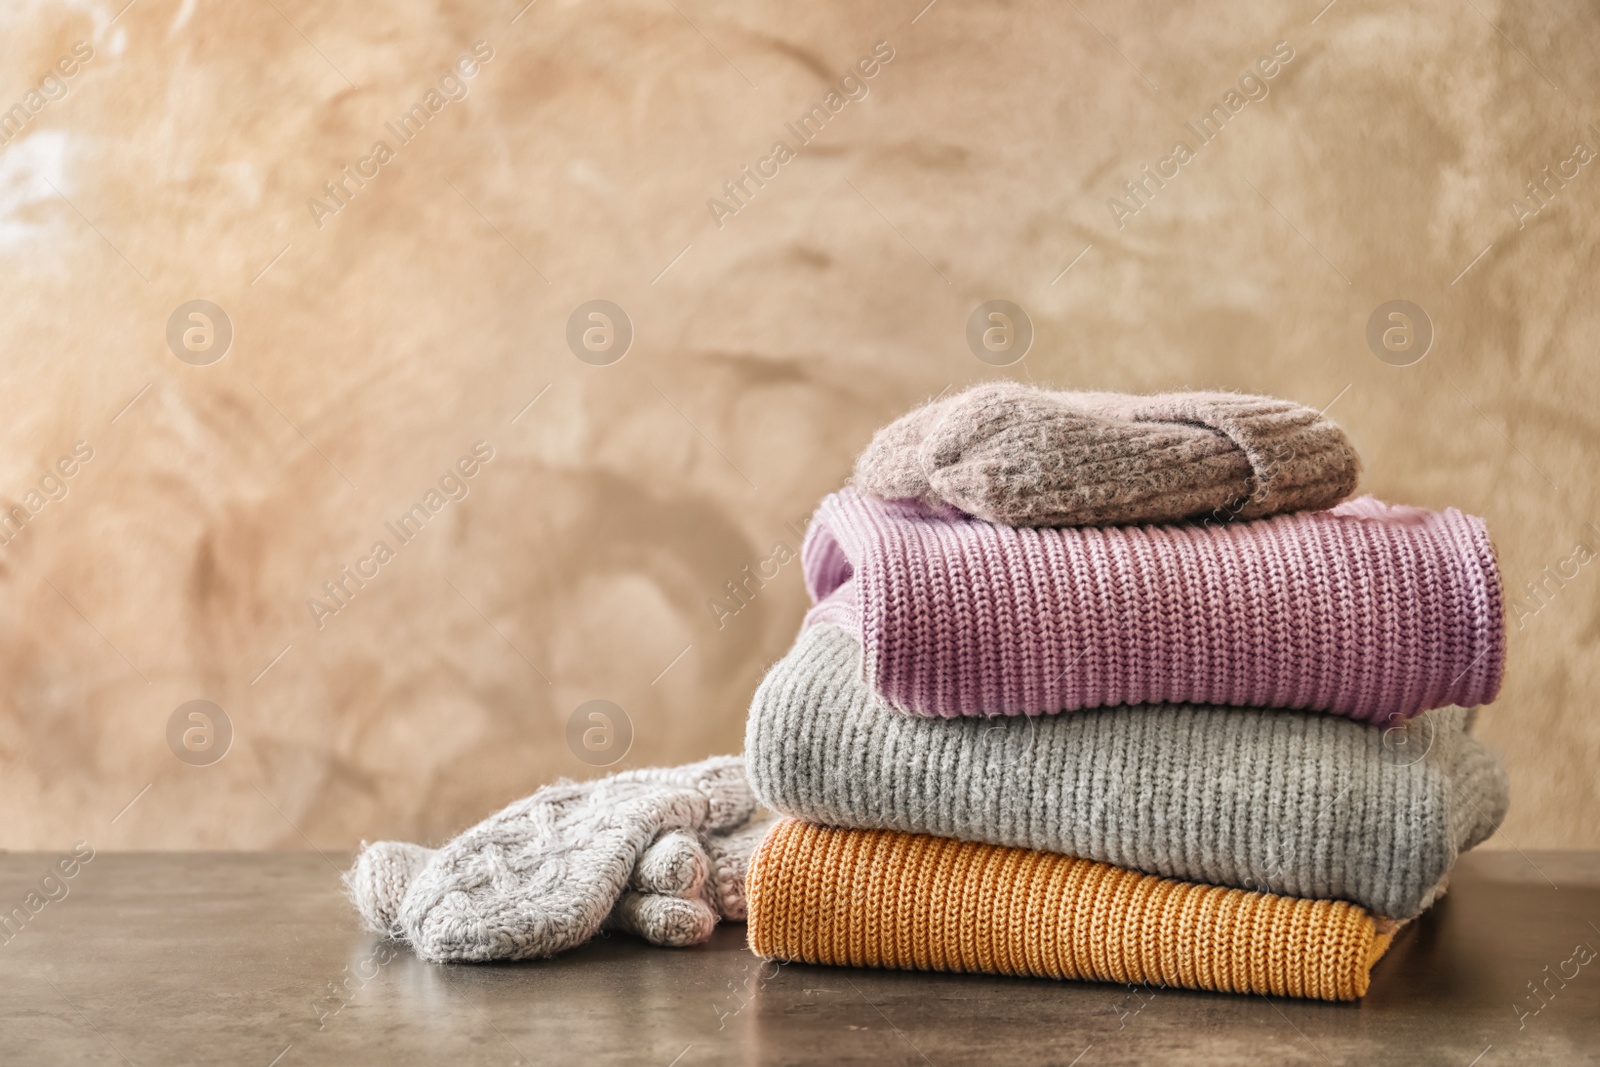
[0,850,1596,1066]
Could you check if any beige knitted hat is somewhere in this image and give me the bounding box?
[852,382,1360,526]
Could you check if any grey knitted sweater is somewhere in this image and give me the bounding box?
[745,624,1509,920]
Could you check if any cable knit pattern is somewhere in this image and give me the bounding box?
[392,756,755,962]
[851,383,1361,527]
[802,488,1504,721]
[349,803,773,955]
[746,819,1391,1001]
[745,624,1509,919]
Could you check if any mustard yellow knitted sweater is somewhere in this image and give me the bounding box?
[746,819,1395,1001]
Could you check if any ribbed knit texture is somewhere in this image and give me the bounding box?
[803,489,1503,722]
[852,383,1361,527]
[746,819,1391,1001]
[745,624,1509,919]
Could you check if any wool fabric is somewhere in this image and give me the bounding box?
[702,811,777,922]
[746,819,1392,1001]
[377,757,756,962]
[803,488,1503,722]
[607,887,720,947]
[608,827,723,948]
[345,840,434,934]
[745,624,1508,919]
[630,829,712,897]
[615,811,777,923]
[347,780,772,955]
[852,383,1361,527]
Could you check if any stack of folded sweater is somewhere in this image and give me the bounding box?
[743,383,1509,1002]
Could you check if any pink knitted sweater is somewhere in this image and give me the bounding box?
[801,490,1504,722]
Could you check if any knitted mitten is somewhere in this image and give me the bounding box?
[344,756,756,962]
[348,807,773,952]
[346,840,434,934]
[852,382,1360,526]
[603,812,777,947]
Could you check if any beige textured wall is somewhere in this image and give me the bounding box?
[0,0,1595,852]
